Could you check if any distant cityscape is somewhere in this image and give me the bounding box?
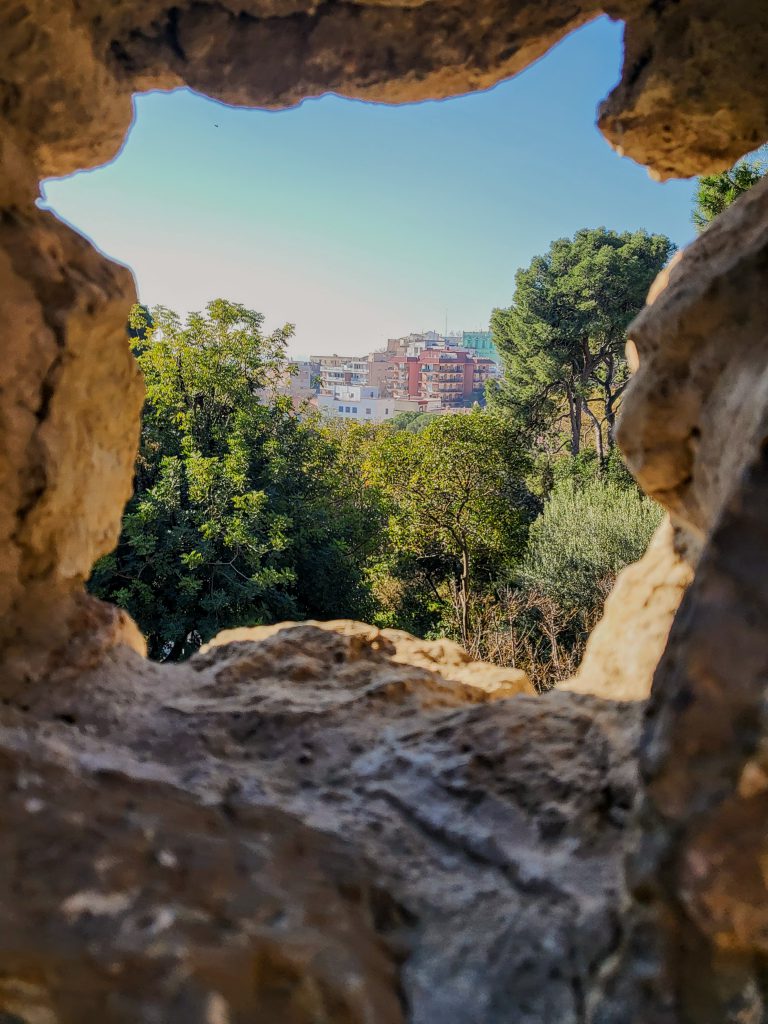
[279,330,501,423]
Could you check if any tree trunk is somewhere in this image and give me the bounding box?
[601,353,628,449]
[582,399,605,468]
[459,546,471,648]
[567,391,581,456]
[604,382,627,448]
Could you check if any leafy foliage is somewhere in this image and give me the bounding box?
[364,410,536,644]
[390,411,421,430]
[89,301,381,658]
[391,411,441,433]
[692,149,767,231]
[95,220,671,686]
[490,228,673,459]
[521,477,663,613]
[450,475,664,690]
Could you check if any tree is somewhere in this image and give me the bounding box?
[365,410,535,646]
[456,472,663,689]
[391,411,422,431]
[89,300,382,658]
[693,149,767,232]
[490,228,674,460]
[521,477,663,614]
[391,411,440,433]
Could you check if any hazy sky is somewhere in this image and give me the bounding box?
[41,16,696,358]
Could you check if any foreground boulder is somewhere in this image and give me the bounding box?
[1,622,639,1022]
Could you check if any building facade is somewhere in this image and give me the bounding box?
[461,330,501,365]
[312,354,370,395]
[307,331,498,414]
[316,385,396,423]
[367,349,396,397]
[391,348,496,407]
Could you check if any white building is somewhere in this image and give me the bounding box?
[404,333,465,358]
[316,385,396,423]
[317,357,369,394]
[286,360,318,397]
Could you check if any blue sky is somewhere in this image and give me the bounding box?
[41,16,696,358]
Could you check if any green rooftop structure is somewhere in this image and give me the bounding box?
[462,331,501,365]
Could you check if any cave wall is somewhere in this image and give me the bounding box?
[2,1,768,1020]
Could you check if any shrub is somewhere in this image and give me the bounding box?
[521,478,663,612]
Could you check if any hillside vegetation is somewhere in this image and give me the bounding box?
[98,179,768,683]
[91,224,670,686]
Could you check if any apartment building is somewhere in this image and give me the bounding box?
[311,354,370,395]
[308,330,497,412]
[367,349,395,397]
[461,330,501,365]
[316,385,395,423]
[392,348,496,408]
[363,336,410,398]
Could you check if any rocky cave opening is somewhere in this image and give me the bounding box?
[1,1,768,1021]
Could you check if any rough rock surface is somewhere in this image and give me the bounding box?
[604,175,768,1022]
[597,0,768,180]
[203,619,535,697]
[566,518,694,702]
[0,207,144,676]
[0,622,640,1022]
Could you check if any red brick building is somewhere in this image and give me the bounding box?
[391,349,495,408]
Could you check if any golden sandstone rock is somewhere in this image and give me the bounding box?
[565,518,694,702]
[2,0,768,1020]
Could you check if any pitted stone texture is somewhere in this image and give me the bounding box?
[571,176,768,704]
[620,174,768,548]
[0,206,144,677]
[599,0,768,180]
[595,448,768,1024]
[0,623,640,1023]
[565,518,694,702]
[590,176,768,1021]
[201,619,535,699]
[2,0,768,1018]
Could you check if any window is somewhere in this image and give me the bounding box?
[365,407,372,415]
[352,406,358,413]
[345,406,351,413]
[338,405,344,412]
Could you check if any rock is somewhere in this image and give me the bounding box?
[619,174,768,549]
[202,619,535,699]
[0,207,144,680]
[598,0,768,179]
[604,174,768,1022]
[0,629,640,1022]
[565,518,694,701]
[2,0,767,188]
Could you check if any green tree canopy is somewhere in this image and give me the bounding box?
[692,149,767,232]
[89,300,382,659]
[364,410,535,644]
[490,228,674,459]
[391,411,422,430]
